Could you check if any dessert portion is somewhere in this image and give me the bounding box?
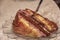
[13,9,58,37]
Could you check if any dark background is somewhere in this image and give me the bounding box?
[54,0,60,8]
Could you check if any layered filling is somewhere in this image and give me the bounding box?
[13,9,58,37]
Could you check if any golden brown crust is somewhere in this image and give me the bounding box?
[13,9,58,37]
[32,13,58,32]
[13,10,46,37]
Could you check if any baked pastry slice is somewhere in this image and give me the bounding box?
[13,10,46,37]
[13,9,58,38]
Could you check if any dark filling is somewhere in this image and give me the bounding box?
[25,10,51,32]
[32,14,58,32]
[17,10,50,36]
